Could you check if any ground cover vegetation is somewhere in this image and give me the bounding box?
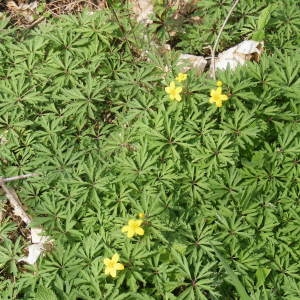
[0,0,300,299]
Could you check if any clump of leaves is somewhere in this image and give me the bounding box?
[0,1,300,299]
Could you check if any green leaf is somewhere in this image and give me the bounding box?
[213,247,251,300]
[35,286,58,300]
[252,5,275,41]
[255,268,271,287]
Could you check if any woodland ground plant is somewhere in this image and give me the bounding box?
[0,0,300,299]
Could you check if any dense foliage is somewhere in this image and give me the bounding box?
[0,0,300,299]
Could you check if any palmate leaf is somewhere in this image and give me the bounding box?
[192,133,236,174]
[283,277,300,299]
[43,52,87,87]
[46,29,89,52]
[221,109,261,150]
[58,83,106,126]
[252,4,276,41]
[181,163,210,202]
[141,109,193,161]
[170,250,218,300]
[35,286,58,300]
[0,75,47,114]
[115,65,161,97]
[213,246,251,300]
[75,10,118,45]
[116,141,157,182]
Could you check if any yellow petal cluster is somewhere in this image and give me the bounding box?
[138,212,145,219]
[209,87,229,107]
[122,219,144,238]
[103,253,124,278]
[175,73,187,82]
[165,81,182,101]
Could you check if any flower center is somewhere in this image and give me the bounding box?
[170,89,177,97]
[107,261,116,268]
[213,94,221,101]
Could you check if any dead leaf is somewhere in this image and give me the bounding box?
[30,227,49,244]
[19,244,44,265]
[129,0,153,24]
[7,0,38,23]
[177,54,207,75]
[18,227,51,264]
[210,40,264,74]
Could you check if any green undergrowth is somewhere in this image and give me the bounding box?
[0,0,300,299]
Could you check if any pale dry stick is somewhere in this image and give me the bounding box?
[0,183,31,224]
[27,16,45,29]
[0,173,39,223]
[211,0,240,80]
[0,173,39,183]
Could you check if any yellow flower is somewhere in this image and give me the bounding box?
[103,253,124,278]
[165,81,182,101]
[138,212,145,219]
[209,87,229,107]
[121,219,144,238]
[216,80,223,87]
[175,73,187,82]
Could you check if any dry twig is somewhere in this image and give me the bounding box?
[1,173,39,183]
[211,0,240,79]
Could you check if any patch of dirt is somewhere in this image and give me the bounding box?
[0,0,107,27]
[47,0,107,16]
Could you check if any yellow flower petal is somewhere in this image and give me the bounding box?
[175,94,182,101]
[121,225,129,233]
[112,253,119,263]
[128,220,136,226]
[220,94,228,101]
[216,87,222,94]
[135,227,144,236]
[210,89,217,97]
[103,258,110,265]
[116,263,124,270]
[110,269,117,278]
[134,219,143,226]
[176,87,183,93]
[215,100,223,107]
[127,229,135,238]
[216,80,223,87]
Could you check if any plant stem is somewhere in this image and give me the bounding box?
[211,0,240,79]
